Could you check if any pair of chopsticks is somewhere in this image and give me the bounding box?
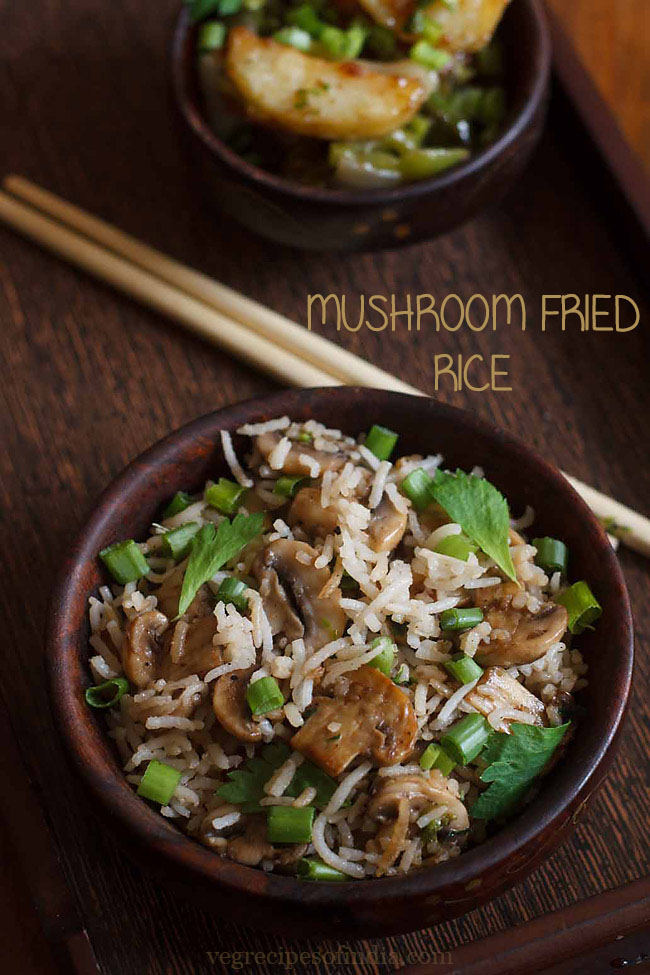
[1,174,649,557]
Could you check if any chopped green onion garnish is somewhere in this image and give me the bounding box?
[401,467,434,511]
[555,581,602,634]
[439,607,484,632]
[369,636,394,676]
[197,20,226,51]
[533,537,568,575]
[296,857,348,881]
[246,676,284,715]
[444,654,483,684]
[160,522,201,561]
[409,40,452,70]
[419,743,456,775]
[217,0,241,14]
[163,491,194,519]
[273,26,312,51]
[100,539,149,584]
[296,430,314,443]
[85,676,130,709]
[421,817,443,841]
[408,9,442,43]
[399,147,469,181]
[393,663,411,685]
[205,478,247,515]
[274,475,307,498]
[364,424,398,461]
[267,805,315,844]
[137,760,182,805]
[440,714,491,765]
[433,533,477,561]
[287,3,325,37]
[320,22,367,59]
[217,576,249,612]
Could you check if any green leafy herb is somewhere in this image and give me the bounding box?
[430,469,516,581]
[471,722,570,820]
[177,512,264,618]
[216,742,338,813]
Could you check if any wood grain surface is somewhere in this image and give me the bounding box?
[0,1,649,973]
[546,0,650,172]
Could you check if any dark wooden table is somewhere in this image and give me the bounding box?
[1,1,649,972]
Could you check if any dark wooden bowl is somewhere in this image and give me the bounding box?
[47,389,633,938]
[170,0,551,251]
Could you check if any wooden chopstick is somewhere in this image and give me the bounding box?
[2,175,650,557]
[3,175,422,397]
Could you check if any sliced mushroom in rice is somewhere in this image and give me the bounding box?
[291,665,417,776]
[473,581,568,668]
[161,615,222,681]
[252,539,346,652]
[464,666,546,729]
[287,486,339,537]
[212,669,262,743]
[368,769,469,830]
[368,494,408,553]
[255,430,349,476]
[122,610,169,688]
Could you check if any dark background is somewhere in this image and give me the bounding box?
[1,1,649,972]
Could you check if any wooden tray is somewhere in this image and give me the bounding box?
[0,2,648,973]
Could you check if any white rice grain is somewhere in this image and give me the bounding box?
[220,429,253,487]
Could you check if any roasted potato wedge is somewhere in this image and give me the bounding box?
[225,27,433,140]
[357,0,509,50]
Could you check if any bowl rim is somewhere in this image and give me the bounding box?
[169,0,552,208]
[47,388,633,913]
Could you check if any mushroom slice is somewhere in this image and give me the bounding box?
[123,610,169,688]
[155,580,213,623]
[252,539,346,651]
[422,0,511,53]
[368,494,408,553]
[473,582,568,668]
[465,666,546,729]
[212,669,262,742]
[225,28,433,141]
[287,486,339,537]
[226,816,273,865]
[161,616,222,681]
[291,665,417,776]
[256,431,348,476]
[368,769,469,831]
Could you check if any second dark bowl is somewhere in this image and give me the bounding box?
[170,0,551,251]
[47,389,632,938]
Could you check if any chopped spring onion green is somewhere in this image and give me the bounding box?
[267,805,315,844]
[419,743,456,776]
[320,22,367,60]
[533,537,568,575]
[205,478,247,515]
[163,491,194,519]
[197,20,227,51]
[409,40,452,70]
[408,9,442,43]
[246,676,284,715]
[274,475,307,498]
[217,576,249,612]
[369,636,395,676]
[439,607,484,632]
[555,581,602,634]
[444,654,483,685]
[399,147,469,181]
[296,430,314,443]
[433,533,477,561]
[400,467,434,511]
[421,817,442,841]
[160,522,201,561]
[217,0,242,14]
[273,26,312,50]
[364,424,398,461]
[85,676,130,709]
[137,760,182,805]
[287,3,325,37]
[296,857,348,881]
[393,662,411,685]
[441,713,491,765]
[100,539,149,584]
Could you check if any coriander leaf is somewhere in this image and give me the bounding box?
[177,511,264,618]
[471,722,570,820]
[216,743,338,813]
[430,469,516,581]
